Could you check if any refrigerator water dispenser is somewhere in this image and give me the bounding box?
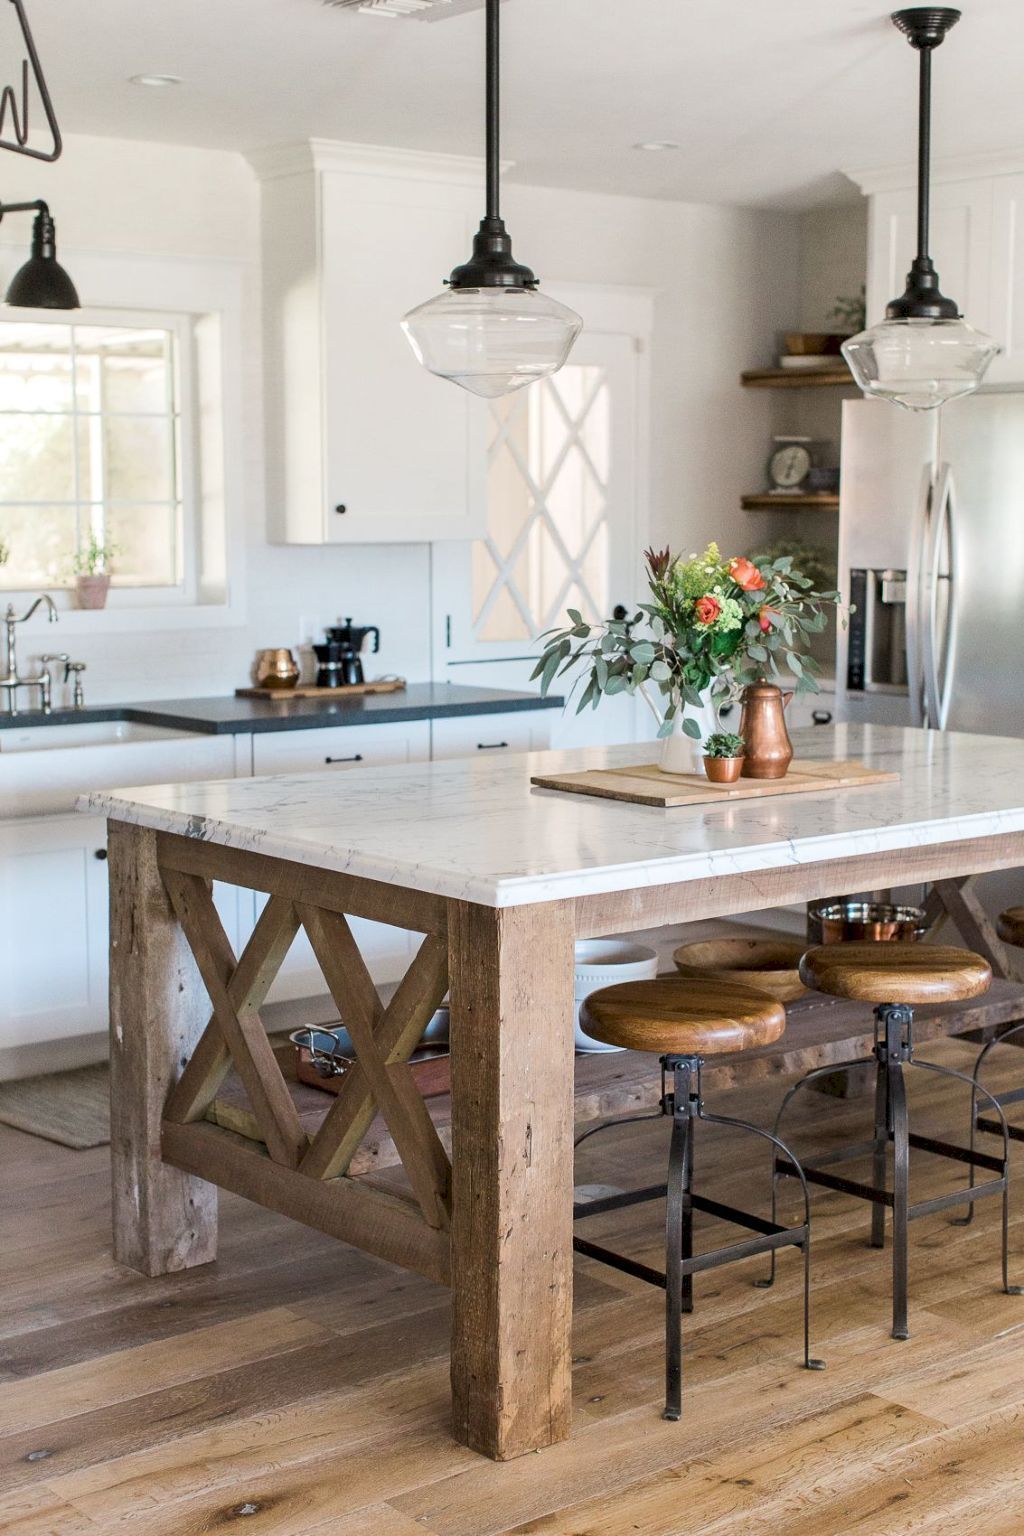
[846,568,908,693]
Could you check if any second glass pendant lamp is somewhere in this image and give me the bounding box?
[402,0,581,398]
[842,8,998,411]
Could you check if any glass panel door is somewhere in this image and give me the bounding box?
[433,327,647,745]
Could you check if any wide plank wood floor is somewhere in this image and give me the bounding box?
[4,1035,1024,1534]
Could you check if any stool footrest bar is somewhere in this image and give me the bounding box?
[907,1131,1004,1173]
[977,1115,1024,1142]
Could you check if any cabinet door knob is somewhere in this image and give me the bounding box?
[325,752,363,764]
[812,710,833,726]
[334,504,347,516]
[94,848,108,861]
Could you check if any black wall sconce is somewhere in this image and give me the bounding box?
[0,200,78,308]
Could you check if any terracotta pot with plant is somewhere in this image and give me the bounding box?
[72,534,117,610]
[702,730,746,784]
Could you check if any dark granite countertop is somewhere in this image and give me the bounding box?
[0,683,563,736]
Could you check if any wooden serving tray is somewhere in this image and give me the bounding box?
[236,679,406,700]
[530,759,899,808]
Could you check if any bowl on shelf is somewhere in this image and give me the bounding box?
[672,937,807,1003]
[574,939,660,1053]
[807,902,927,945]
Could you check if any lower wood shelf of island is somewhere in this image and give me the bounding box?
[206,979,1024,1184]
[741,492,840,512]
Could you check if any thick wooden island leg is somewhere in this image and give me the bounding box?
[449,899,577,1460]
[108,821,218,1275]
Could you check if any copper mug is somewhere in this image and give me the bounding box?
[739,682,794,779]
[255,648,300,690]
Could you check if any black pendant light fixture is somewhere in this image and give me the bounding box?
[0,199,79,308]
[843,8,998,410]
[402,0,582,398]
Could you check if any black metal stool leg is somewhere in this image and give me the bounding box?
[871,1060,888,1250]
[888,1052,911,1340]
[663,1060,693,1421]
[912,1054,1024,1298]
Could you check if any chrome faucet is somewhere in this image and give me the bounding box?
[1,595,58,715]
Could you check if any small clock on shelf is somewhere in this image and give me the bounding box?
[766,436,813,494]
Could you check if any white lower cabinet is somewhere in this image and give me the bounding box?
[250,721,432,1002]
[429,710,552,761]
[0,812,245,1058]
[0,815,109,1051]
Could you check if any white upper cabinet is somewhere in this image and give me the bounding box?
[252,142,487,544]
[856,155,1024,386]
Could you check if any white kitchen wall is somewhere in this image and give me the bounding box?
[0,134,801,703]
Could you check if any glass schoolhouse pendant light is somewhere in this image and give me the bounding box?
[842,8,999,411]
[402,0,582,398]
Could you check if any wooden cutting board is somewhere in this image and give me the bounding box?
[530,759,899,808]
[236,679,406,700]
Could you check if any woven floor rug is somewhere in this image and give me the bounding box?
[0,1063,110,1149]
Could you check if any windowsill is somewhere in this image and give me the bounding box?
[5,601,246,635]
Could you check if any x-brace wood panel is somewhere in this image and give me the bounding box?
[155,839,453,1268]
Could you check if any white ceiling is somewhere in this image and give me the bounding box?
[14,0,1024,210]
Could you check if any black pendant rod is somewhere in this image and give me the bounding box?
[486,0,500,221]
[916,43,931,260]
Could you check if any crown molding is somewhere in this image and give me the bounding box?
[246,138,510,187]
[847,149,1024,196]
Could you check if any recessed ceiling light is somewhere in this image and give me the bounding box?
[633,140,679,151]
[129,74,183,88]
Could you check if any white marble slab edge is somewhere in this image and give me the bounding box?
[80,725,1024,909]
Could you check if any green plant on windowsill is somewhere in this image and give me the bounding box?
[703,731,745,759]
[70,532,118,577]
[70,533,119,610]
[0,539,8,568]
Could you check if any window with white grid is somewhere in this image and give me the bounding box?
[0,315,190,593]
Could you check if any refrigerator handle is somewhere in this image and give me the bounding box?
[905,462,931,728]
[926,463,958,731]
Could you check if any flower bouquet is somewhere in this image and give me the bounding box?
[532,542,840,777]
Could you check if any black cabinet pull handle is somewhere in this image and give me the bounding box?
[325,752,364,764]
[812,710,833,725]
[477,741,509,750]
[94,848,108,861]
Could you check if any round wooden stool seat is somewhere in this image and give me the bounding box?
[579,977,786,1056]
[997,907,1024,948]
[799,942,992,1005]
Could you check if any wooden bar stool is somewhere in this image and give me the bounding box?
[768,942,1019,1342]
[573,976,825,1422]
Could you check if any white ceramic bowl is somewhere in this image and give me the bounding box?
[574,939,660,1053]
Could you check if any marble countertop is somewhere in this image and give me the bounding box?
[83,724,1024,908]
[1,683,561,736]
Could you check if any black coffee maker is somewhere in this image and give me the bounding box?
[314,618,381,688]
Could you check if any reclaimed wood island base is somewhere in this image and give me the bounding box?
[89,726,1024,1461]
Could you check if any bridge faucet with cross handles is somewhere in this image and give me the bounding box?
[1,594,59,715]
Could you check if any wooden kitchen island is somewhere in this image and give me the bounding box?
[85,724,1024,1461]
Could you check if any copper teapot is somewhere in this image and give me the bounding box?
[739,683,794,779]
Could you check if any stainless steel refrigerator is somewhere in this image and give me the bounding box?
[836,393,1024,737]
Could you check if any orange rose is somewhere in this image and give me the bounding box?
[758,605,779,632]
[730,557,766,592]
[694,595,721,625]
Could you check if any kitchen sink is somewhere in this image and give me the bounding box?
[0,720,195,753]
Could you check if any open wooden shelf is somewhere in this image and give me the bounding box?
[741,492,839,512]
[741,367,854,389]
[211,979,1024,1178]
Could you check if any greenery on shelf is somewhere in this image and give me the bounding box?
[703,731,745,759]
[829,285,866,335]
